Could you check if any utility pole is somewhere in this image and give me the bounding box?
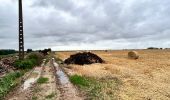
[18,0,24,60]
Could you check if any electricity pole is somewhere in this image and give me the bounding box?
[18,0,24,60]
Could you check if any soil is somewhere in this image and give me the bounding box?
[53,60,84,100]
[32,61,58,100]
[6,59,83,100]
[64,52,104,65]
[6,67,43,100]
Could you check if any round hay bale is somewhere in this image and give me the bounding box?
[128,51,139,59]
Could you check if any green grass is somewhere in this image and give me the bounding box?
[69,75,90,87]
[69,75,121,100]
[37,77,49,84]
[45,93,55,99]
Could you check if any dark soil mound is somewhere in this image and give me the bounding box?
[64,52,104,65]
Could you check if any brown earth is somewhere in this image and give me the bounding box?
[56,50,170,100]
[6,59,84,100]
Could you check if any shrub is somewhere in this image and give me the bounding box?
[26,49,33,53]
[14,59,35,69]
[14,52,44,70]
[26,52,44,65]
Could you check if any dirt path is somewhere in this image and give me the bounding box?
[32,60,59,100]
[52,59,84,100]
[6,59,83,100]
[6,61,45,100]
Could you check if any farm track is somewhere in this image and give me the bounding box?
[52,59,84,100]
[6,59,83,100]
[31,60,59,100]
[6,60,46,100]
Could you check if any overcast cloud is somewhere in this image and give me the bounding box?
[0,0,170,50]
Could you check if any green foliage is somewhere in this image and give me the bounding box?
[14,59,35,69]
[27,49,33,53]
[69,75,90,87]
[0,71,24,99]
[26,52,44,65]
[14,52,44,70]
[0,49,16,55]
[37,77,49,84]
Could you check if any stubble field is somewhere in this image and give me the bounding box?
[56,50,170,100]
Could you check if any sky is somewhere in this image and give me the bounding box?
[0,0,170,50]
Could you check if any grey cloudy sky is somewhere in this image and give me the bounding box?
[0,0,170,50]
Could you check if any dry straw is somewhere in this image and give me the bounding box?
[128,51,139,59]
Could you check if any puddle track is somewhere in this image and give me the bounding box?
[6,60,46,100]
[53,60,83,100]
[31,60,58,100]
[22,67,42,90]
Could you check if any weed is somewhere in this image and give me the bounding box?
[37,77,49,84]
[69,75,90,87]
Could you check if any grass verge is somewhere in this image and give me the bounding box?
[69,75,121,100]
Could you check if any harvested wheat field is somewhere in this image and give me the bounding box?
[56,50,170,100]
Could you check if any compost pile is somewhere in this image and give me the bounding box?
[0,57,16,75]
[64,52,104,65]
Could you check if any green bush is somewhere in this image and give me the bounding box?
[0,71,24,99]
[14,52,44,70]
[26,52,44,65]
[14,59,35,69]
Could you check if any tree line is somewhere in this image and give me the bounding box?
[0,49,16,55]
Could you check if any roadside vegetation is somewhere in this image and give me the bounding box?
[0,52,44,99]
[0,71,24,99]
[69,75,121,100]
[14,52,44,70]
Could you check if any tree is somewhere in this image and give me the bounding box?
[27,49,33,53]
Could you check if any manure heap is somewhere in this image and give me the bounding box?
[64,52,104,65]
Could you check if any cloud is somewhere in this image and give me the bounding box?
[0,0,170,50]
